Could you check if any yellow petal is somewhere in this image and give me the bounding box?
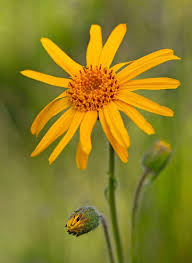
[76,141,89,170]
[33,98,70,137]
[31,91,68,136]
[49,111,85,164]
[110,61,133,72]
[117,49,181,84]
[99,24,127,68]
[119,90,174,116]
[80,111,97,154]
[31,107,75,157]
[121,78,180,91]
[116,100,155,135]
[86,25,103,67]
[20,70,70,88]
[104,102,130,147]
[41,38,82,76]
[99,110,128,163]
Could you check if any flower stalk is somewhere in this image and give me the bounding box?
[131,168,150,263]
[99,214,115,263]
[131,140,172,262]
[108,144,124,263]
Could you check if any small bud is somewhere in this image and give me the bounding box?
[142,140,172,176]
[65,206,100,237]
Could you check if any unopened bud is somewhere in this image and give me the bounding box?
[142,140,172,175]
[65,206,100,237]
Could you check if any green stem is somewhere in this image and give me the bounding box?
[131,168,150,263]
[108,144,124,263]
[100,214,115,263]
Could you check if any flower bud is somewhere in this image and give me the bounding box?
[142,140,172,176]
[65,206,100,237]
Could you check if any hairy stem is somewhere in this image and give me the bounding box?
[100,214,115,263]
[108,144,124,263]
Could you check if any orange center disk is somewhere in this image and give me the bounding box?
[67,65,120,111]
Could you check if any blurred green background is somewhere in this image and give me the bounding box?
[0,0,189,262]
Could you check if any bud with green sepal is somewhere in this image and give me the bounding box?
[142,140,172,179]
[65,206,100,237]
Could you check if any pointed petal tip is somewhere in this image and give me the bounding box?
[80,166,87,170]
[147,125,155,135]
[40,37,48,42]
[31,130,37,137]
[175,79,181,87]
[31,127,41,137]
[148,129,155,135]
[122,156,128,163]
[49,156,57,165]
[20,70,29,76]
[168,78,181,85]
[30,151,36,158]
[20,70,25,75]
[91,24,101,28]
[40,37,50,46]
[167,110,174,117]
[48,158,53,165]
[30,126,37,136]
[31,147,41,158]
[117,24,127,33]
[119,23,127,28]
[173,55,181,60]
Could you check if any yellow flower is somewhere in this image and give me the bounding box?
[21,24,180,169]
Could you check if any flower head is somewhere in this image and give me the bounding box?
[21,24,180,169]
[65,206,100,236]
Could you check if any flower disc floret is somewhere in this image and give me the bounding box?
[67,65,120,111]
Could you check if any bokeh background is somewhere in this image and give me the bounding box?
[0,0,190,262]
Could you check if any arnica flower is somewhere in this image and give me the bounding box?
[21,24,180,169]
[65,206,100,236]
